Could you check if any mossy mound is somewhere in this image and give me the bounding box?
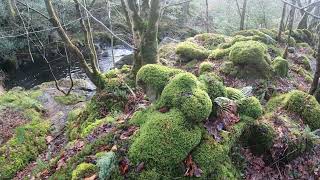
[71,163,97,180]
[0,89,50,179]
[193,33,226,49]
[226,87,245,100]
[229,41,272,78]
[290,29,314,45]
[237,97,263,119]
[198,61,214,75]
[176,41,210,61]
[158,73,212,122]
[128,109,202,171]
[242,112,315,162]
[272,56,289,77]
[136,64,184,100]
[198,72,226,102]
[266,90,320,130]
[209,48,231,60]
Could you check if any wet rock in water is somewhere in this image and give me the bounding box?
[101,51,109,57]
[115,54,134,69]
[288,47,295,53]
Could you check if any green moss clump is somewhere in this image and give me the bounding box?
[286,90,320,130]
[237,97,263,119]
[300,55,311,71]
[159,73,212,122]
[272,56,289,77]
[136,64,184,100]
[138,169,162,180]
[0,121,50,179]
[199,61,214,75]
[192,135,240,179]
[71,163,97,180]
[209,48,231,60]
[128,109,202,170]
[176,41,209,61]
[229,41,272,78]
[199,73,226,101]
[226,87,245,100]
[54,94,85,105]
[193,33,226,49]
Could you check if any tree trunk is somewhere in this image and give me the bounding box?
[298,5,316,29]
[277,3,287,41]
[123,0,160,75]
[3,0,16,20]
[44,0,106,90]
[310,37,320,95]
[206,0,209,33]
[308,5,320,30]
[283,1,296,59]
[240,0,247,30]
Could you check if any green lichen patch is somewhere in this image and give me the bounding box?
[176,41,210,61]
[96,151,116,180]
[128,109,202,171]
[272,56,289,77]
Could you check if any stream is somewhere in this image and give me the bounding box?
[5,45,132,89]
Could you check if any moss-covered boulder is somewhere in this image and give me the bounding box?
[229,41,272,78]
[266,90,320,130]
[198,61,214,75]
[199,73,226,101]
[71,163,97,180]
[193,33,226,49]
[242,113,315,162]
[159,73,212,122]
[128,109,202,171]
[237,97,263,119]
[209,48,231,60]
[226,87,245,100]
[272,56,289,77]
[136,64,184,101]
[176,41,209,61]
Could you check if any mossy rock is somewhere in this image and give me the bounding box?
[226,87,245,100]
[128,109,202,171]
[272,56,289,77]
[176,41,210,61]
[159,73,212,122]
[209,48,231,60]
[229,40,272,78]
[71,163,97,180]
[198,73,226,101]
[198,61,214,75]
[237,97,263,119]
[193,33,226,50]
[233,30,276,45]
[266,91,320,130]
[242,113,315,162]
[54,94,86,105]
[136,64,184,101]
[285,90,320,130]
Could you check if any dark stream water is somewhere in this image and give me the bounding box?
[5,45,132,89]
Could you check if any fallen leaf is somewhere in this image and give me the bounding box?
[135,162,145,173]
[158,107,169,113]
[119,158,129,175]
[184,154,202,177]
[111,145,118,152]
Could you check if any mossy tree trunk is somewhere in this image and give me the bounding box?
[297,3,316,29]
[310,37,320,95]
[239,0,247,30]
[121,0,160,75]
[3,0,16,20]
[277,3,287,42]
[44,0,106,90]
[283,0,296,59]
